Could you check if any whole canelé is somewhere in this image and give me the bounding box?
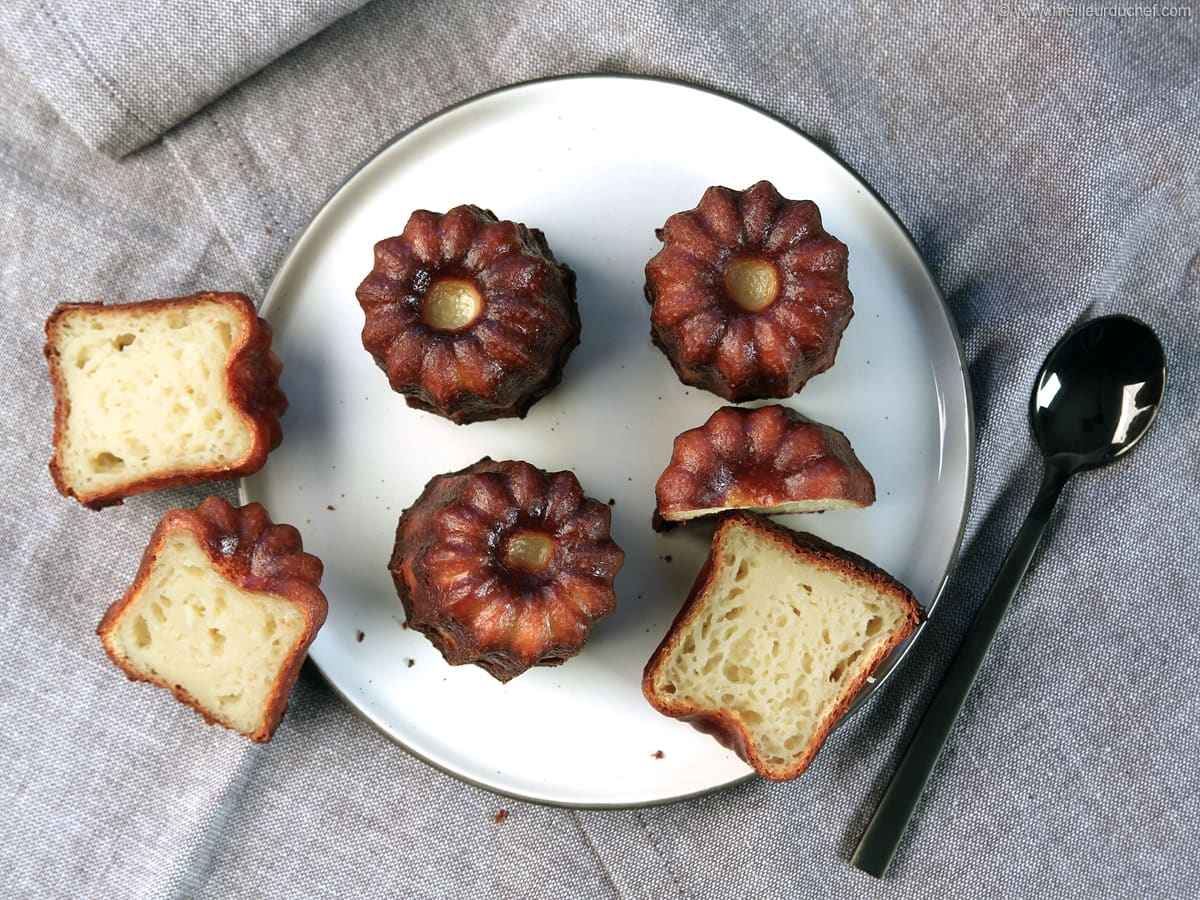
[645,181,854,401]
[390,458,625,682]
[357,205,580,424]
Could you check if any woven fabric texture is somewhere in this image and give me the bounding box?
[1,1,1197,897]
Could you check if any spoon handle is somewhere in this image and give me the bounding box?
[851,462,1071,878]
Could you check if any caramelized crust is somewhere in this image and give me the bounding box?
[357,205,580,424]
[174,497,326,592]
[390,458,625,682]
[655,405,875,527]
[45,291,287,509]
[97,498,327,742]
[645,181,853,401]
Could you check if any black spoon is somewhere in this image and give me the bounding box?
[851,314,1166,878]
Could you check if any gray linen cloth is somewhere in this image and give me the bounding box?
[2,1,1198,897]
[0,0,370,156]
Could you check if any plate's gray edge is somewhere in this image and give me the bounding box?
[238,72,978,810]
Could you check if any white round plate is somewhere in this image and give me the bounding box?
[242,76,973,807]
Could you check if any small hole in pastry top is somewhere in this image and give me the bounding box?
[113,333,136,351]
[723,256,780,312]
[423,277,483,332]
[502,530,555,574]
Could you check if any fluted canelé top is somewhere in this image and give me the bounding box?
[646,181,853,401]
[357,205,579,424]
[390,458,624,682]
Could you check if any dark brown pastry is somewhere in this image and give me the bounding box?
[98,497,327,743]
[357,205,580,424]
[655,405,874,528]
[645,181,853,401]
[390,458,625,682]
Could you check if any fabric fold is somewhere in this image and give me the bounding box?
[0,0,371,158]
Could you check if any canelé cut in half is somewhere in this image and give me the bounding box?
[646,181,854,401]
[391,458,625,682]
[357,205,580,424]
[98,497,327,742]
[655,404,874,528]
[45,291,287,509]
[643,513,920,781]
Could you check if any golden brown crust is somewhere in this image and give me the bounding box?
[45,291,287,510]
[97,497,327,742]
[642,512,920,780]
[357,206,580,425]
[390,458,624,682]
[645,181,853,401]
[654,405,875,527]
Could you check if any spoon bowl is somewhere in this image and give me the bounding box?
[1032,315,1165,471]
[852,314,1166,877]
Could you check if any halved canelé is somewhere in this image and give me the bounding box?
[643,513,919,781]
[654,404,874,529]
[98,498,327,742]
[45,292,286,509]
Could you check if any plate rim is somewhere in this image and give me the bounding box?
[240,72,977,808]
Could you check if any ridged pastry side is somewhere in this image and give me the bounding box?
[655,404,875,528]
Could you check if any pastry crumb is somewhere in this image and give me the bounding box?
[327,504,335,511]
[356,630,365,643]
[493,809,509,824]
[406,658,415,668]
[652,750,665,759]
